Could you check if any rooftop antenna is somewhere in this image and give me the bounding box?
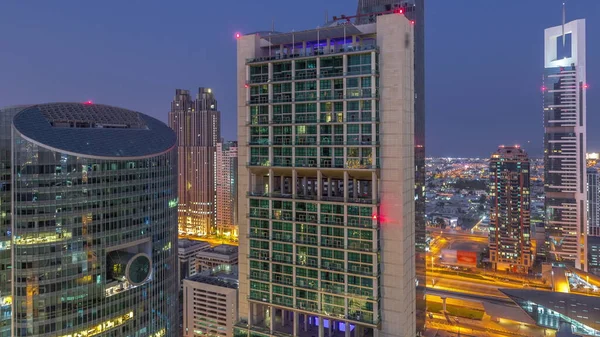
[272,19,275,32]
[325,10,328,24]
[562,2,566,47]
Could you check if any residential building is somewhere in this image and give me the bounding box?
[0,103,179,337]
[183,265,239,337]
[196,244,239,272]
[543,18,587,270]
[170,88,221,236]
[489,146,532,273]
[179,239,212,285]
[236,8,416,337]
[217,141,239,238]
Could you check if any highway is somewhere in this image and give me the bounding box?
[427,288,515,306]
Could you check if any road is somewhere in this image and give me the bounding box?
[179,234,239,247]
[428,275,508,299]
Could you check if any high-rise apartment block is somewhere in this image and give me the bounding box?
[236,8,416,337]
[0,103,179,337]
[217,141,239,238]
[543,19,587,270]
[170,88,221,236]
[489,146,532,273]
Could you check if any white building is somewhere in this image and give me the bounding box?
[543,18,588,270]
[183,265,239,337]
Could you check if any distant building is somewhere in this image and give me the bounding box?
[588,167,600,237]
[543,18,587,270]
[196,244,239,272]
[179,239,211,285]
[169,88,221,236]
[489,146,532,273]
[531,223,546,259]
[216,141,238,238]
[183,265,239,337]
[589,236,600,276]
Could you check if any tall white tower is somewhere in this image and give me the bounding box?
[543,18,587,270]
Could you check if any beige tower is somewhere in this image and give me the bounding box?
[235,11,415,337]
[170,88,221,236]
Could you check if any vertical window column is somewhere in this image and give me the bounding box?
[245,65,251,124]
[268,63,274,125]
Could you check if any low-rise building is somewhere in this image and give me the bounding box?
[183,265,238,337]
[179,239,211,285]
[196,244,238,272]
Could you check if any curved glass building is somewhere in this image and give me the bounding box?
[0,103,179,337]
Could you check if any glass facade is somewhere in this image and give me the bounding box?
[0,107,29,337]
[242,42,384,336]
[1,104,179,337]
[543,65,586,267]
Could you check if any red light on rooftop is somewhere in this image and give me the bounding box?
[372,214,378,220]
[583,83,589,89]
[235,33,241,39]
[244,84,249,88]
[541,86,547,91]
[410,20,415,25]
[84,100,93,105]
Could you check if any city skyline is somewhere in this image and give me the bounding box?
[1,1,599,157]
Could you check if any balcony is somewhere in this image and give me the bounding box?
[246,44,378,64]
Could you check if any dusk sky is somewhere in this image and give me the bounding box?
[1,0,598,157]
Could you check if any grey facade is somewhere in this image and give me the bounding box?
[169,88,221,236]
[355,0,426,333]
[0,103,179,337]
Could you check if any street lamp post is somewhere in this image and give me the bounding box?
[454,317,460,336]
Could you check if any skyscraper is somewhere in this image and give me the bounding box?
[217,141,239,239]
[543,18,587,270]
[170,88,221,236]
[489,146,532,273]
[355,0,426,332]
[587,167,599,236]
[0,103,179,337]
[236,9,416,337]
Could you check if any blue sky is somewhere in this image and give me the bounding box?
[0,0,598,157]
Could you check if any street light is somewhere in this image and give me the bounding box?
[454,317,460,336]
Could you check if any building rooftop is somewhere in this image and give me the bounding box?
[186,265,239,289]
[178,239,210,250]
[12,103,176,159]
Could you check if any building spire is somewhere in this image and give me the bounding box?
[562,2,566,47]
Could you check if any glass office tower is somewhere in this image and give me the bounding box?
[0,103,179,336]
[236,9,416,337]
[543,19,587,270]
